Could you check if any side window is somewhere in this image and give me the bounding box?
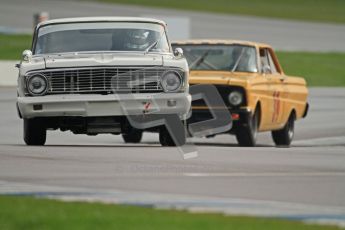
[259,48,271,74]
[267,50,279,74]
[158,32,170,53]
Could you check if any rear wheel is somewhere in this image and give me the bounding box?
[122,129,143,143]
[159,126,186,147]
[235,107,259,147]
[272,112,295,146]
[23,118,46,146]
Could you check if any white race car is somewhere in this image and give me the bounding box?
[17,17,191,146]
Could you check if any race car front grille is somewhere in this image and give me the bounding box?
[190,84,247,108]
[42,67,166,94]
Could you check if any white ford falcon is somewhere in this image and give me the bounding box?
[16,17,191,146]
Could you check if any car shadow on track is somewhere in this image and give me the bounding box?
[193,142,273,148]
[3,142,299,148]
[4,143,163,148]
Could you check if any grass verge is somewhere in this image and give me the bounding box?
[276,51,345,87]
[0,196,342,230]
[0,34,32,60]
[92,0,345,24]
[1,34,344,86]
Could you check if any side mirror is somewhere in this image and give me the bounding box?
[22,50,32,62]
[263,64,271,74]
[174,48,184,58]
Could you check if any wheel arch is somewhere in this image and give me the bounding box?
[254,101,262,130]
[290,108,297,120]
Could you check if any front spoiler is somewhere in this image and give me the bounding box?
[17,93,191,119]
[187,107,252,129]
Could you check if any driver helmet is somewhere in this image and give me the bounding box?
[127,29,149,49]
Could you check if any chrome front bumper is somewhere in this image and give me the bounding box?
[17,93,191,119]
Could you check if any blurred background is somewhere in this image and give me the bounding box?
[1,0,345,86]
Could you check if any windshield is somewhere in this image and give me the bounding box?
[34,22,170,54]
[174,44,258,73]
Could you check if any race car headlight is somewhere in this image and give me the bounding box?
[27,74,48,96]
[161,71,182,92]
[228,91,243,106]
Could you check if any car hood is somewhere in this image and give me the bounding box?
[43,53,164,68]
[189,70,258,85]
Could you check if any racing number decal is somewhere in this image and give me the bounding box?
[272,91,281,123]
[143,102,151,114]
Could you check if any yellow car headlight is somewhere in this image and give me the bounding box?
[228,91,243,106]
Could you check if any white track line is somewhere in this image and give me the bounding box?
[293,136,345,146]
[184,172,345,177]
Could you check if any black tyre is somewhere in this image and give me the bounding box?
[159,126,186,147]
[122,130,143,143]
[235,107,259,147]
[272,112,295,146]
[23,118,46,146]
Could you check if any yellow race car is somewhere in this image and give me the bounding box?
[172,40,309,147]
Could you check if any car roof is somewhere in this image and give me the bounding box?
[172,39,271,48]
[37,17,167,28]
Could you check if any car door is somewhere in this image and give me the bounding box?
[259,48,276,129]
[266,48,287,128]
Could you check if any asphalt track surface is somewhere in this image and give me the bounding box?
[1,0,345,51]
[0,87,345,226]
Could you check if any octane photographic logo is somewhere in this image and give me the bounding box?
[111,67,233,159]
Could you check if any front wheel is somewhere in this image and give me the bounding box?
[23,118,46,146]
[159,126,186,147]
[122,130,143,143]
[272,112,295,147]
[235,108,259,147]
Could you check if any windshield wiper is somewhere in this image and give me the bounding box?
[185,52,217,70]
[231,48,245,72]
[190,50,211,69]
[144,31,165,55]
